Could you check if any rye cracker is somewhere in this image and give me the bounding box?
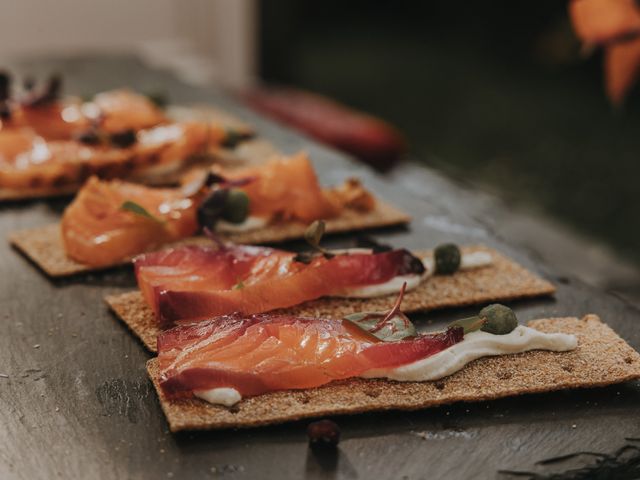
[146,315,640,431]
[106,246,555,352]
[9,200,411,277]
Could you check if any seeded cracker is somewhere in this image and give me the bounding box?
[106,246,555,352]
[146,315,640,431]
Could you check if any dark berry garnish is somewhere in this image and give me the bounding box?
[307,419,340,449]
[75,129,101,146]
[0,71,10,102]
[397,249,426,275]
[110,129,137,148]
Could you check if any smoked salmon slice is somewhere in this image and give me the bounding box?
[134,245,425,327]
[158,313,463,398]
[61,177,200,267]
[220,153,341,222]
[61,153,376,267]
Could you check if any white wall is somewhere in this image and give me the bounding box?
[0,0,257,88]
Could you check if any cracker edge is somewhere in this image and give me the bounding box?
[146,315,640,431]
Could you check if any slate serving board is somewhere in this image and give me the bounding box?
[1,55,639,480]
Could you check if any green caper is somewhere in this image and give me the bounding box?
[434,243,461,275]
[479,304,518,335]
[222,189,250,224]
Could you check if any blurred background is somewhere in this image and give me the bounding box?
[0,0,638,293]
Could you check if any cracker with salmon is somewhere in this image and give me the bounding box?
[0,72,261,201]
[147,315,640,431]
[106,246,555,352]
[9,153,411,276]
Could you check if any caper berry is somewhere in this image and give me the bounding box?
[222,189,249,224]
[479,304,518,335]
[197,189,228,229]
[434,243,461,275]
[307,419,340,449]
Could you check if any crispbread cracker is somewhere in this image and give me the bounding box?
[0,104,257,201]
[106,246,555,352]
[165,105,253,136]
[9,200,410,277]
[146,315,640,431]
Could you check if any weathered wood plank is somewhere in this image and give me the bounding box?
[1,55,639,480]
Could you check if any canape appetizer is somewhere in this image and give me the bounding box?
[0,73,250,194]
[60,153,385,267]
[133,230,493,328]
[148,305,640,432]
[155,297,576,407]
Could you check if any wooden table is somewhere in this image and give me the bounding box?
[1,56,639,480]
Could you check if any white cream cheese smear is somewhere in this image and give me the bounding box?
[336,251,493,299]
[195,387,242,407]
[195,327,577,406]
[363,326,577,382]
[215,216,268,233]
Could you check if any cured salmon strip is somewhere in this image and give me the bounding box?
[158,313,463,398]
[61,177,200,267]
[134,245,425,327]
[61,153,376,267]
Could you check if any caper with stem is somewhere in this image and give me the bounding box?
[479,304,518,335]
[448,303,518,335]
[197,188,250,229]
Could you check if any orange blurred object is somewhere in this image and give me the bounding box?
[605,37,640,104]
[243,86,406,171]
[569,0,640,104]
[569,0,640,44]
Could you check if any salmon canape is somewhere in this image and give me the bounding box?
[155,302,577,406]
[0,72,243,191]
[61,153,376,267]
[134,244,425,327]
[158,313,464,399]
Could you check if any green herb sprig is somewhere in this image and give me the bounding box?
[120,201,165,224]
[343,283,417,342]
